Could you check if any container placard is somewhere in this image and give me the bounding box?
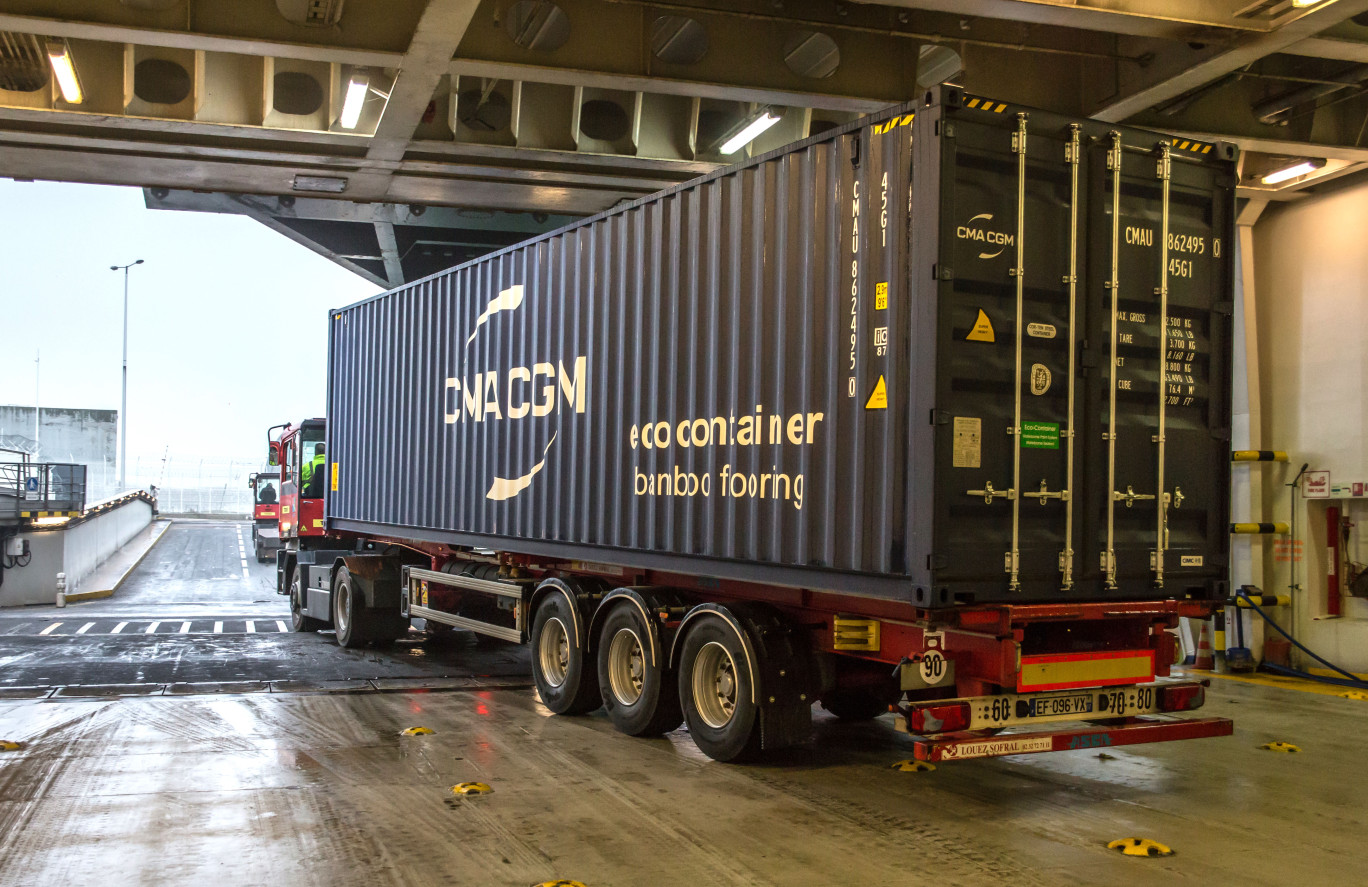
[1019,421,1060,450]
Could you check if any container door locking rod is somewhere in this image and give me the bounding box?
[1153,142,1172,588]
[1008,112,1029,592]
[1061,123,1081,590]
[1104,131,1123,590]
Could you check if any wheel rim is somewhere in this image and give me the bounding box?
[291,579,303,623]
[607,627,646,706]
[538,616,570,688]
[335,580,351,635]
[692,641,739,729]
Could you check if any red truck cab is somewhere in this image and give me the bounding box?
[247,471,281,562]
[268,419,327,543]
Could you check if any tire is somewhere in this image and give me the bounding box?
[254,538,266,563]
[678,617,763,762]
[289,573,323,633]
[332,566,368,648]
[596,604,682,736]
[530,591,600,715]
[820,690,891,722]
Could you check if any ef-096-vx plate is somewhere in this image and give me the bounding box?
[967,683,1169,730]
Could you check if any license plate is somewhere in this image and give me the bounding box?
[1027,693,1093,718]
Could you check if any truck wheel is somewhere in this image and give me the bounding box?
[289,573,323,633]
[332,566,369,649]
[678,617,763,762]
[254,538,266,563]
[596,604,682,736]
[820,690,890,721]
[530,592,599,715]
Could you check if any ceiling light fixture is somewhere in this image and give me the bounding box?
[339,73,369,129]
[46,41,84,104]
[720,108,784,155]
[1261,158,1326,185]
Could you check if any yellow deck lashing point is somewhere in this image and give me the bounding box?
[533,881,589,887]
[451,782,493,795]
[1108,838,1173,858]
[891,759,935,773]
[400,727,434,736]
[1261,741,1300,753]
[0,740,22,752]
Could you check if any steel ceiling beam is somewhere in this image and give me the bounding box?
[1091,0,1368,122]
[858,0,1266,38]
[374,222,405,286]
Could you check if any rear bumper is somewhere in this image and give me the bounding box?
[900,715,1233,762]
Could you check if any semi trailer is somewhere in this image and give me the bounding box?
[274,86,1235,762]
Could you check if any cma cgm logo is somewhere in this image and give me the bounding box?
[443,284,588,501]
[957,213,1014,259]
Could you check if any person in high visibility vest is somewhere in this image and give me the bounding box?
[301,443,325,497]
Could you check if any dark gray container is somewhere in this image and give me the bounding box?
[327,86,1236,607]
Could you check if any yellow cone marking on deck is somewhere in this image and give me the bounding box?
[1261,741,1300,753]
[891,759,936,773]
[966,309,995,343]
[0,740,22,752]
[865,375,888,410]
[1339,691,1368,701]
[401,727,434,736]
[1108,838,1173,858]
[451,782,492,795]
[532,881,588,887]
[39,623,61,636]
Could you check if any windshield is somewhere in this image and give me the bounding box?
[255,476,279,504]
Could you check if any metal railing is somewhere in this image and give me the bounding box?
[0,462,88,517]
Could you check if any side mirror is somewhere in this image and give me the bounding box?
[268,442,281,467]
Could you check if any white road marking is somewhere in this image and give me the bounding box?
[275,620,288,633]
[111,622,128,634]
[145,621,160,634]
[76,622,95,635]
[39,622,61,635]
[179,622,191,634]
[245,620,256,634]
[213,621,224,633]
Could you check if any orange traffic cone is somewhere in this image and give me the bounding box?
[1194,619,1214,670]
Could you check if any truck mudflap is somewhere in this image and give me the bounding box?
[902,716,1234,762]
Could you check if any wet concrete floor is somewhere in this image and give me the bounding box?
[1,521,1365,885]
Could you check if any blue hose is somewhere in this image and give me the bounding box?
[1235,589,1368,691]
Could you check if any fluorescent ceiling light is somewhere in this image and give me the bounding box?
[1291,0,1325,7]
[721,110,783,155]
[46,41,83,104]
[339,74,369,129]
[1261,158,1325,185]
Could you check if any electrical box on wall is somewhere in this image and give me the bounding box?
[4,537,28,558]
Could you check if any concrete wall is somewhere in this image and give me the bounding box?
[1252,180,1368,672]
[0,498,152,607]
[0,404,117,465]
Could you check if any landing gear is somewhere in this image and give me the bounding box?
[530,590,600,715]
[678,617,763,762]
[597,604,682,736]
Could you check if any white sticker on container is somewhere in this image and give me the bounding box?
[953,417,982,469]
[1030,364,1051,396]
[1027,322,1057,339]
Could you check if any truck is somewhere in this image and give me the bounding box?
[273,86,1235,762]
[247,470,282,562]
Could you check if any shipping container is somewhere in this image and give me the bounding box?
[326,86,1235,609]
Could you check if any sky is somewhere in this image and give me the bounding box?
[0,179,380,469]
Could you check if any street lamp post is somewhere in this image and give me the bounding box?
[110,259,144,492]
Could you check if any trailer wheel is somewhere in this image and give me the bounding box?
[530,592,599,715]
[289,573,323,633]
[678,617,762,762]
[331,566,368,649]
[596,604,682,736]
[254,538,267,563]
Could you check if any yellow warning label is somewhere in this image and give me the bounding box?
[331,461,339,492]
[865,375,888,410]
[966,309,995,342]
[875,282,888,310]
